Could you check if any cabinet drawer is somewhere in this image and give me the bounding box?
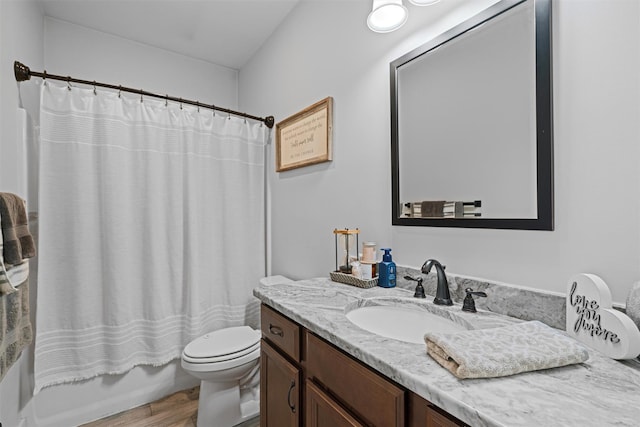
[261,304,301,362]
[306,331,405,427]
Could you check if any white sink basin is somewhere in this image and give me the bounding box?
[346,305,465,344]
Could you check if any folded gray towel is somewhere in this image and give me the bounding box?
[424,320,589,379]
[0,193,35,265]
[421,200,445,218]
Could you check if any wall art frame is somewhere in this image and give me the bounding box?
[276,97,333,172]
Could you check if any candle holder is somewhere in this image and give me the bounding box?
[330,228,377,288]
[333,228,359,274]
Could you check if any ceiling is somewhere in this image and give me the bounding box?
[38,0,301,70]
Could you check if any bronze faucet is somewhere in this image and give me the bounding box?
[421,259,453,306]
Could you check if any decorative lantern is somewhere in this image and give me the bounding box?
[333,228,359,274]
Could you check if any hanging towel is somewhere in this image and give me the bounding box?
[0,278,32,382]
[0,244,29,296]
[0,193,33,295]
[0,205,33,381]
[421,200,445,218]
[424,320,589,379]
[0,193,35,265]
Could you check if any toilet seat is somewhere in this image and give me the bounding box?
[183,341,260,364]
[181,326,261,372]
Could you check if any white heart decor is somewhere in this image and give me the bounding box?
[566,274,640,360]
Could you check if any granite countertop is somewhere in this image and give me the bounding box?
[253,278,640,427]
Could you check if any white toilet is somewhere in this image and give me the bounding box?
[181,326,261,427]
[181,275,293,426]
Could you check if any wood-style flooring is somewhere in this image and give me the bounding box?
[80,386,260,427]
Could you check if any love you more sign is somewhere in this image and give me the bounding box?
[566,274,640,360]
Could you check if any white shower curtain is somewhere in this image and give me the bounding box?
[34,82,267,393]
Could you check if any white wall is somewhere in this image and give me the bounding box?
[44,17,238,109]
[0,0,43,197]
[240,0,640,304]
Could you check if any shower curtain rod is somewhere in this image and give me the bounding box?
[13,61,275,128]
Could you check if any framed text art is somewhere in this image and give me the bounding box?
[276,97,333,172]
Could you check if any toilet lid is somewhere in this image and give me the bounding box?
[184,326,260,359]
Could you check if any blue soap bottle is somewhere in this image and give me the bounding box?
[378,248,396,288]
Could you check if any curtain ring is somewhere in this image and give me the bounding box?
[228,112,231,120]
[165,95,168,107]
[67,76,72,91]
[212,106,216,117]
[197,102,200,113]
[179,98,183,110]
[43,70,47,80]
[118,85,122,98]
[140,90,143,103]
[93,81,97,96]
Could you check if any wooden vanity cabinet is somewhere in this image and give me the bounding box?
[260,304,466,427]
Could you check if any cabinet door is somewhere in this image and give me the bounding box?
[306,380,365,427]
[426,407,467,427]
[408,392,468,427]
[260,340,300,427]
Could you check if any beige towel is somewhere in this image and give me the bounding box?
[0,193,36,265]
[424,321,589,379]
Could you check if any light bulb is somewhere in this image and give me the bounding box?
[408,0,441,5]
[367,0,408,33]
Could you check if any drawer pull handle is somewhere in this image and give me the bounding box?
[287,380,296,413]
[269,324,284,337]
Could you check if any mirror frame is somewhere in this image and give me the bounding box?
[390,0,553,230]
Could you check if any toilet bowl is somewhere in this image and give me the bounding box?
[181,326,261,427]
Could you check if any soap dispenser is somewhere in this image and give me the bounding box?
[378,248,396,288]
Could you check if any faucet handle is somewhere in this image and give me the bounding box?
[404,275,426,299]
[462,288,487,313]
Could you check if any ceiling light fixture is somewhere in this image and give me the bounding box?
[408,0,441,5]
[367,0,408,33]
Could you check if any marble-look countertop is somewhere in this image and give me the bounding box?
[254,278,640,427]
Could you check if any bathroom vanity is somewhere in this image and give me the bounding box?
[255,278,640,427]
[260,304,463,426]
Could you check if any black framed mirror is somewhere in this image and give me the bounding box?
[390,0,553,230]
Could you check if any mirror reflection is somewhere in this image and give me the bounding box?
[390,0,553,230]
